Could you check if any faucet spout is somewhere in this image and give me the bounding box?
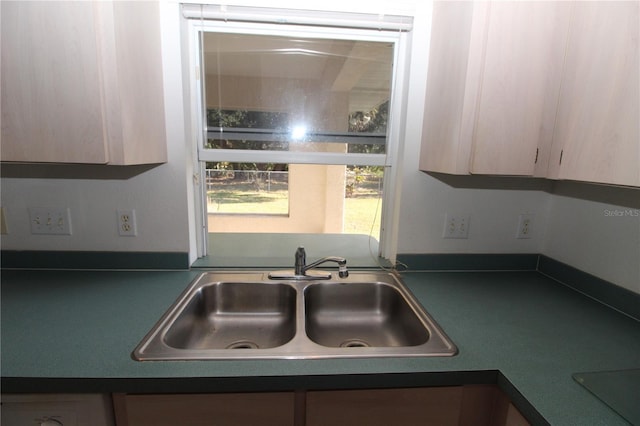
[303,255,349,278]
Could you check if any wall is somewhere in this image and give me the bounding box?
[0,2,195,259]
[394,1,640,295]
[394,1,551,257]
[1,0,638,295]
[543,183,640,294]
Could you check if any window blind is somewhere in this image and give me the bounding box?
[182,4,413,32]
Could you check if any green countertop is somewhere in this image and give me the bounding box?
[1,269,639,425]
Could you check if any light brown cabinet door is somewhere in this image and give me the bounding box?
[470,2,570,176]
[115,393,295,426]
[114,386,530,426]
[1,1,167,166]
[97,1,167,166]
[420,2,570,177]
[1,1,108,164]
[306,387,464,426]
[421,1,639,188]
[305,386,530,426]
[548,1,639,186]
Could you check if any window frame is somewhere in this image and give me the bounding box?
[186,11,412,261]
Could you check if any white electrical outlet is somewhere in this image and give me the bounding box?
[443,213,470,239]
[516,214,534,239]
[29,207,72,235]
[117,209,137,236]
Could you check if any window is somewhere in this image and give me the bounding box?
[187,5,412,260]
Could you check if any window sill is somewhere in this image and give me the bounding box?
[191,233,384,269]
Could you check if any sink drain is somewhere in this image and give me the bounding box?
[339,339,370,348]
[226,340,259,349]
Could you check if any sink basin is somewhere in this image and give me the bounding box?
[133,271,457,360]
[164,282,296,350]
[305,283,429,348]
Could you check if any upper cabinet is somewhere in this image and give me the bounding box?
[547,1,639,187]
[1,1,167,165]
[420,1,639,187]
[419,1,570,177]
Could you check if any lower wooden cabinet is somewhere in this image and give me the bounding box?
[306,386,528,426]
[113,386,529,426]
[112,392,295,426]
[306,387,462,426]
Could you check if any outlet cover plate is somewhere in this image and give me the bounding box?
[117,209,137,236]
[29,207,72,235]
[443,213,470,239]
[516,214,534,239]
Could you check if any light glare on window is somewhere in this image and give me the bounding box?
[290,125,307,140]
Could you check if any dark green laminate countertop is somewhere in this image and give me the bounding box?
[1,269,639,425]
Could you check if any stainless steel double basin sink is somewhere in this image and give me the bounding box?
[133,271,457,360]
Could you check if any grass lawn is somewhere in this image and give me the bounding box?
[208,189,289,215]
[343,197,381,235]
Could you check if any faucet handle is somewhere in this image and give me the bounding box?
[338,263,349,278]
[295,246,306,262]
[295,247,306,276]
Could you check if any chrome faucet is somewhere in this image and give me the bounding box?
[269,246,348,280]
[295,247,349,278]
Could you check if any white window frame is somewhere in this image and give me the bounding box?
[186,8,412,261]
